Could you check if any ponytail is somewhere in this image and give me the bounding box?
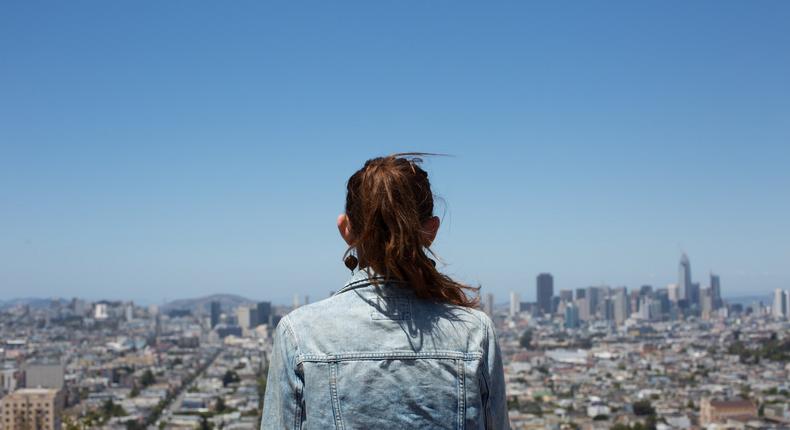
[344,153,479,307]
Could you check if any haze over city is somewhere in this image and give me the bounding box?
[2,1,789,304]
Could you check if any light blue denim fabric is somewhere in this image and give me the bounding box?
[261,270,510,429]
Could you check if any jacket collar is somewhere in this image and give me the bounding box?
[334,268,393,296]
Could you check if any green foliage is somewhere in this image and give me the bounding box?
[215,397,227,413]
[632,400,656,416]
[728,337,790,363]
[519,329,533,349]
[141,369,155,387]
[102,399,127,418]
[222,370,240,387]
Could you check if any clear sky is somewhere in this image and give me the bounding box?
[1,1,789,305]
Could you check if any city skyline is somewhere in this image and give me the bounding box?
[0,253,778,307]
[2,1,789,303]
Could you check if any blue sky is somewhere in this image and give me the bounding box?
[1,1,788,304]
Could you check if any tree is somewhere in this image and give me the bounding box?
[199,415,213,430]
[215,397,227,413]
[519,329,533,349]
[141,369,155,387]
[632,400,655,416]
[222,370,240,387]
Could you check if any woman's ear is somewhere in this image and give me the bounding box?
[337,214,353,245]
[423,216,440,246]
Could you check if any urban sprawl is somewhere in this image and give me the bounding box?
[1,254,789,429]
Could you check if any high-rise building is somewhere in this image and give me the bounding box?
[564,303,580,329]
[236,306,258,329]
[688,282,701,309]
[210,301,221,328]
[710,273,722,309]
[679,253,692,302]
[576,298,590,321]
[559,289,573,303]
[509,292,520,318]
[256,302,272,327]
[484,293,494,317]
[293,294,301,309]
[701,287,714,320]
[536,273,554,316]
[667,284,680,302]
[23,361,64,390]
[585,286,600,320]
[575,288,586,300]
[0,388,63,430]
[613,287,629,326]
[773,289,787,319]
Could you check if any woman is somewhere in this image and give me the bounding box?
[261,154,509,429]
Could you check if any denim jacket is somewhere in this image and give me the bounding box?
[261,270,510,429]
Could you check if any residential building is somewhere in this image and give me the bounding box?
[0,388,63,430]
[536,273,554,316]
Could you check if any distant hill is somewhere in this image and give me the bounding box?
[725,294,773,306]
[0,297,61,310]
[161,293,255,314]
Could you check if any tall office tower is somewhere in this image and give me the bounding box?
[585,286,600,320]
[602,297,615,322]
[638,296,652,320]
[256,302,272,327]
[701,288,714,320]
[576,297,590,321]
[0,388,63,430]
[236,306,258,329]
[667,284,680,302]
[536,273,554,316]
[629,290,641,314]
[210,301,221,328]
[509,292,520,317]
[613,287,629,326]
[484,293,494,317]
[293,294,301,309]
[595,286,612,317]
[564,303,580,329]
[710,273,722,309]
[639,285,653,296]
[773,289,787,319]
[559,289,573,303]
[655,289,671,315]
[679,253,692,301]
[785,291,790,319]
[575,288,586,300]
[125,302,134,322]
[551,296,561,315]
[688,282,701,309]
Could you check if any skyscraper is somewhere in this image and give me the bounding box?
[688,282,701,309]
[484,293,494,317]
[667,284,680,302]
[678,253,692,302]
[613,287,629,326]
[536,273,554,316]
[509,292,520,317]
[256,301,272,327]
[564,303,580,329]
[236,306,258,329]
[710,273,722,309]
[210,301,221,328]
[773,289,787,319]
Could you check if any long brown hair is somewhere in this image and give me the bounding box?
[344,153,479,307]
